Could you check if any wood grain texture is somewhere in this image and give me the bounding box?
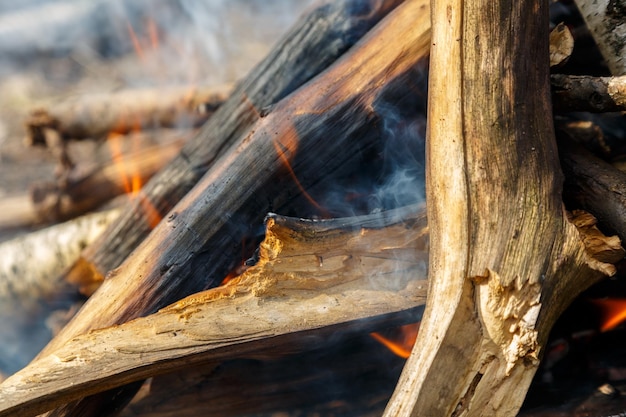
[72,0,407,288]
[0,206,428,417]
[34,2,431,415]
[383,1,622,416]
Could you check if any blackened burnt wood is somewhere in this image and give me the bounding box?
[122,337,406,417]
[42,0,430,356]
[36,2,431,416]
[24,85,230,146]
[68,0,406,289]
[559,137,626,243]
[551,74,626,112]
[0,205,428,417]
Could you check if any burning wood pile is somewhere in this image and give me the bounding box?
[0,0,626,416]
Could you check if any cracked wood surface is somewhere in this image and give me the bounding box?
[0,206,427,417]
[383,0,624,416]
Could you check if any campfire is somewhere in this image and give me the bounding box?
[1,0,626,416]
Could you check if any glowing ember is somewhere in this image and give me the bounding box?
[370,322,419,359]
[591,298,626,332]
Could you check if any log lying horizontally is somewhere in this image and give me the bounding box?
[559,137,626,243]
[551,74,626,112]
[0,135,185,229]
[44,0,430,351]
[122,333,409,417]
[32,136,185,225]
[0,209,120,302]
[68,0,407,291]
[25,85,229,145]
[0,205,428,417]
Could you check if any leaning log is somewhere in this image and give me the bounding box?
[67,0,407,291]
[36,2,430,416]
[0,205,428,417]
[43,0,430,355]
[383,0,623,416]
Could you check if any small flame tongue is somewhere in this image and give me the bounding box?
[370,322,420,359]
[107,131,162,229]
[591,298,626,332]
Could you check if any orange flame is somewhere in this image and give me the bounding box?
[126,18,160,63]
[126,21,145,62]
[107,127,162,229]
[370,322,420,359]
[108,132,136,195]
[591,298,626,332]
[273,124,331,217]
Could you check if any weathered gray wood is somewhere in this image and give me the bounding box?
[383,0,623,416]
[69,0,407,288]
[0,205,428,417]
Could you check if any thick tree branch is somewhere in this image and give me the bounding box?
[383,1,622,416]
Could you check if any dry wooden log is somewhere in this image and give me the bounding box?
[35,2,430,415]
[24,85,229,145]
[31,136,184,225]
[552,74,626,112]
[67,0,407,293]
[383,0,624,416]
[0,194,39,231]
[0,208,119,303]
[559,137,626,244]
[0,205,428,417]
[42,0,430,355]
[0,134,185,229]
[574,0,626,75]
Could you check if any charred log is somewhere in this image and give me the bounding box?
[0,205,428,417]
[31,1,430,416]
[552,74,626,112]
[69,0,408,291]
[30,137,184,225]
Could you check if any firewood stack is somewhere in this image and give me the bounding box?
[0,0,625,416]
